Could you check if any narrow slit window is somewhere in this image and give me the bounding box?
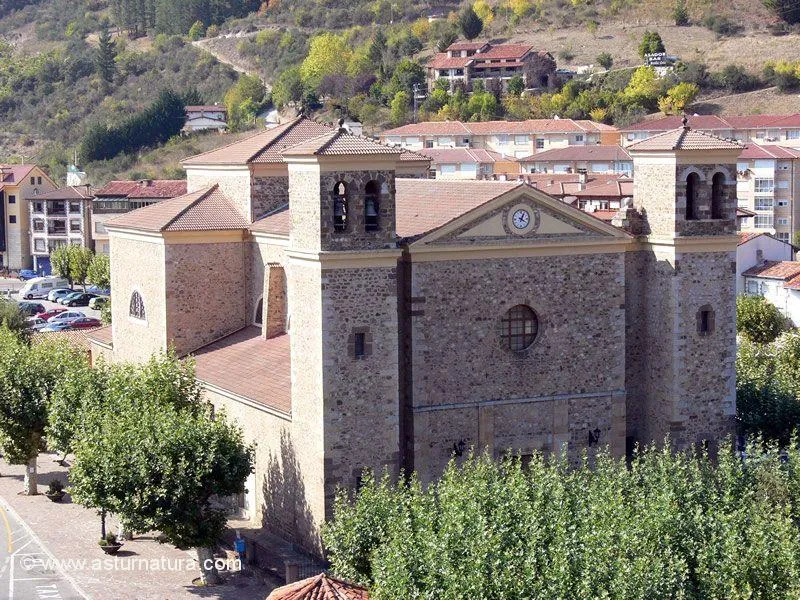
[354,332,366,358]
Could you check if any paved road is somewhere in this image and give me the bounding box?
[0,498,87,600]
[0,278,102,320]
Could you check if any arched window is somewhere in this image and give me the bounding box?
[711,172,725,219]
[129,291,146,320]
[498,305,539,351]
[254,297,263,326]
[685,172,700,221]
[333,181,348,232]
[364,180,380,231]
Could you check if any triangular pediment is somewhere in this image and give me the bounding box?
[412,185,630,247]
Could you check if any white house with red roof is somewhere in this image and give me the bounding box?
[426,41,556,92]
[737,231,797,295]
[741,257,800,325]
[183,105,228,132]
[620,114,800,147]
[380,119,619,159]
[518,144,632,176]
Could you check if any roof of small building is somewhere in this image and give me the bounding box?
[105,185,248,233]
[426,54,473,69]
[266,573,369,600]
[586,209,619,222]
[32,327,104,351]
[572,178,633,198]
[33,185,93,201]
[93,179,187,199]
[193,327,291,415]
[475,44,534,60]
[742,260,800,281]
[250,205,291,235]
[86,325,113,346]
[445,41,490,52]
[185,105,227,112]
[626,126,743,152]
[738,231,765,245]
[737,207,756,218]
[518,144,631,163]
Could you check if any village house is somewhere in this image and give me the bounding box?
[418,147,518,179]
[736,232,797,294]
[426,41,556,92]
[91,180,188,254]
[620,114,800,147]
[518,144,633,176]
[91,117,740,558]
[29,185,93,274]
[0,164,57,271]
[741,259,800,326]
[380,119,619,159]
[184,105,228,133]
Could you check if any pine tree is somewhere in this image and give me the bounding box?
[95,27,117,84]
[458,5,483,41]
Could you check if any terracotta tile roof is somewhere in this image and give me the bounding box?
[418,147,502,164]
[0,164,36,185]
[623,114,800,133]
[282,130,401,157]
[33,186,93,200]
[398,148,432,163]
[445,41,490,52]
[742,260,800,280]
[105,185,248,232]
[518,144,631,162]
[250,205,291,235]
[381,119,616,137]
[395,179,521,238]
[738,231,765,245]
[737,207,756,217]
[476,44,533,59]
[473,61,525,68]
[427,54,473,69]
[572,178,633,198]
[193,327,291,414]
[626,127,743,152]
[32,328,103,351]
[93,180,187,200]
[739,144,800,160]
[586,209,618,222]
[266,573,369,600]
[784,275,800,290]
[381,122,471,136]
[251,119,338,163]
[86,325,113,345]
[185,105,227,113]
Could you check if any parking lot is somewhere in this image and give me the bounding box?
[0,278,103,321]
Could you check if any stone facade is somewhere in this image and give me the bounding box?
[164,241,249,356]
[409,253,626,479]
[252,176,289,221]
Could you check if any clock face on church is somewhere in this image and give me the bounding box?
[505,203,539,235]
[512,209,530,230]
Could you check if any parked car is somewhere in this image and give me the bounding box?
[59,292,84,305]
[63,292,98,307]
[68,317,103,329]
[47,311,85,324]
[89,296,110,310]
[86,285,110,296]
[27,317,49,331]
[19,276,70,299]
[41,322,75,332]
[36,307,67,321]
[18,302,46,317]
[47,288,74,302]
[18,269,38,281]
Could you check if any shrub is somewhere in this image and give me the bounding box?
[737,295,790,344]
[596,52,613,70]
[672,0,689,26]
[638,30,665,59]
[702,14,743,37]
[557,47,575,62]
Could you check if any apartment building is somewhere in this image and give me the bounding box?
[380,120,619,160]
[29,186,93,274]
[426,41,556,92]
[91,180,187,254]
[620,114,800,147]
[0,164,57,270]
[518,145,632,176]
[736,145,800,243]
[418,147,520,179]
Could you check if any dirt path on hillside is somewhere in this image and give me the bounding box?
[193,33,270,88]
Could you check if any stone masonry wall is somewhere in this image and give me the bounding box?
[249,240,286,328]
[632,162,677,238]
[320,265,401,513]
[110,235,167,363]
[288,165,323,253]
[252,176,289,221]
[164,241,248,356]
[264,264,287,338]
[409,253,626,481]
[286,261,326,554]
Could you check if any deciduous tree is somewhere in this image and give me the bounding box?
[737,295,789,343]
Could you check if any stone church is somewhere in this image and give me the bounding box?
[90,118,741,553]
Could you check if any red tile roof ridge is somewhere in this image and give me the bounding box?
[266,572,369,600]
[742,260,800,280]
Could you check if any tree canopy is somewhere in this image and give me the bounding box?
[458,6,484,41]
[638,30,665,58]
[737,295,789,344]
